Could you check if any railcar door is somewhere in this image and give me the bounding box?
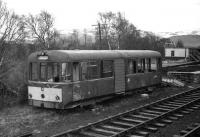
[72,62,82,101]
[114,59,125,93]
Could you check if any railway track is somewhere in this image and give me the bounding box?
[50,86,200,137]
[173,123,200,137]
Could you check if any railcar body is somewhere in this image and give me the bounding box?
[28,50,162,109]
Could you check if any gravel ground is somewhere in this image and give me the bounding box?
[0,84,199,137]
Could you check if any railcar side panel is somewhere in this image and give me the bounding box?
[62,83,73,105]
[88,78,114,97]
[125,72,161,90]
[73,81,88,101]
[72,78,114,100]
[114,59,125,93]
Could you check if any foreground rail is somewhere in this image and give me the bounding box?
[16,132,32,137]
[173,123,200,137]
[51,86,200,137]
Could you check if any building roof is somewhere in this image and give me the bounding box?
[170,35,200,49]
[28,50,161,62]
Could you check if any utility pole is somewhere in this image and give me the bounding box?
[92,22,106,50]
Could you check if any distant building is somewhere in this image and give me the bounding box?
[165,48,189,60]
[164,36,200,61]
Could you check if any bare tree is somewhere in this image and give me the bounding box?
[0,0,26,70]
[26,11,55,49]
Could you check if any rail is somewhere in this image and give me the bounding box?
[173,123,200,137]
[50,86,200,137]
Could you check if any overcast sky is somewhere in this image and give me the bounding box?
[5,0,200,33]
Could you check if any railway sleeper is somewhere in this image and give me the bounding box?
[143,126,158,132]
[90,127,117,136]
[172,100,191,104]
[119,117,146,123]
[142,109,164,115]
[79,130,108,137]
[165,101,185,106]
[172,113,184,117]
[138,112,159,118]
[129,114,152,120]
[96,125,121,133]
[151,122,166,127]
[129,130,149,137]
[167,116,179,120]
[179,110,190,114]
[161,103,181,107]
[111,120,139,127]
[160,119,173,124]
[101,125,127,132]
[156,104,177,109]
[150,106,172,112]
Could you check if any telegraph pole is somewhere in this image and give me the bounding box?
[92,22,106,50]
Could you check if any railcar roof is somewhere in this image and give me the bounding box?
[28,50,161,62]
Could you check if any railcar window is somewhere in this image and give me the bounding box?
[87,61,100,79]
[138,59,145,73]
[145,58,151,72]
[47,64,53,82]
[127,59,136,74]
[53,63,59,82]
[73,62,80,81]
[61,63,72,82]
[80,61,100,80]
[40,63,46,81]
[102,60,113,77]
[30,63,38,80]
[81,62,87,80]
[151,58,158,71]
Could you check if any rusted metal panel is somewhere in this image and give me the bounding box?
[126,72,161,90]
[28,50,161,62]
[114,59,125,93]
[72,78,114,100]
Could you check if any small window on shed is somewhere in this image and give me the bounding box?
[30,62,38,81]
[127,59,137,74]
[171,50,175,57]
[102,60,113,77]
[138,59,145,73]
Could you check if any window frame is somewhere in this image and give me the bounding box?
[101,60,114,78]
[126,59,137,75]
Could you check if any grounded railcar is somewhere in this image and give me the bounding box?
[28,50,162,109]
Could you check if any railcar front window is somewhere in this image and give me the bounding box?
[30,63,38,80]
[53,63,59,82]
[40,63,46,81]
[47,64,53,82]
